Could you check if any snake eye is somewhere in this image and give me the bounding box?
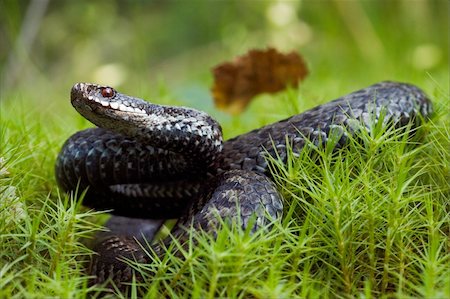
[101,87,115,98]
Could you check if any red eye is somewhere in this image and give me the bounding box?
[101,87,115,98]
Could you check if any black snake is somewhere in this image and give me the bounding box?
[55,81,432,289]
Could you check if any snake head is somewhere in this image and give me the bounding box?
[70,82,151,131]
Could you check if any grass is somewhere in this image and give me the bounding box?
[0,81,449,298]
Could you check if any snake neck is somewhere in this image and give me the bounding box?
[71,83,224,168]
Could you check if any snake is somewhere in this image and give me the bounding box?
[55,81,432,290]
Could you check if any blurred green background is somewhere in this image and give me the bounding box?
[0,0,448,135]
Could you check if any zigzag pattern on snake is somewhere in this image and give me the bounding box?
[55,81,432,288]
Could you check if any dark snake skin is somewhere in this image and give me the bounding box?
[55,81,432,289]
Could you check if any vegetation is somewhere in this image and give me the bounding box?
[1,1,448,298]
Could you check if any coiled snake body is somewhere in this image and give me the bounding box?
[55,81,432,288]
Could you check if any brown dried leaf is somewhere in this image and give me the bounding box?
[211,48,308,114]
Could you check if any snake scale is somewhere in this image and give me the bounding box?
[55,81,432,289]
